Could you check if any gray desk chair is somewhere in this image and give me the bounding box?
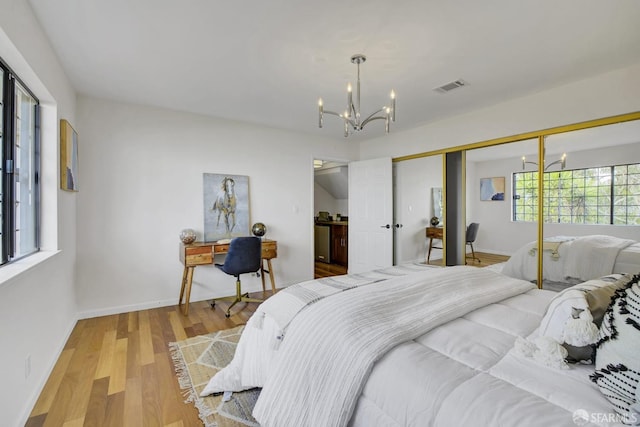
[465,223,481,264]
[211,236,263,317]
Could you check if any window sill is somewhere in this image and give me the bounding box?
[0,250,62,288]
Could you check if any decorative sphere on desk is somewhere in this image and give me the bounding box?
[252,222,267,237]
[430,216,440,227]
[179,228,197,244]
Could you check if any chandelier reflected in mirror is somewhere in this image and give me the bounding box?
[522,153,567,171]
[318,54,396,137]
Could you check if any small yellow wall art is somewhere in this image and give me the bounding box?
[480,176,505,201]
[60,119,78,191]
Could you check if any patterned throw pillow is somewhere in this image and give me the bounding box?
[590,274,640,425]
[538,274,628,363]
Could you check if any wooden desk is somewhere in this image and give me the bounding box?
[178,239,277,315]
[426,227,443,263]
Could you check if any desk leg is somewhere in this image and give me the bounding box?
[266,259,276,293]
[179,267,188,306]
[427,238,433,263]
[181,267,194,316]
[260,260,267,292]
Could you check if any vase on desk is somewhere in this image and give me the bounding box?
[179,228,197,244]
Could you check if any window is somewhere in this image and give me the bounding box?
[513,164,640,225]
[1,58,40,264]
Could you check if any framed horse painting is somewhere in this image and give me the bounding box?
[203,173,250,242]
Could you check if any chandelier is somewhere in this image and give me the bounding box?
[521,153,567,171]
[318,54,396,137]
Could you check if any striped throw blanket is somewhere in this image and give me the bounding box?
[253,262,437,347]
[253,266,535,427]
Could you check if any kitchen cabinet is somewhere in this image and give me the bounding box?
[331,223,348,266]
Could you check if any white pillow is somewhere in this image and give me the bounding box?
[591,274,640,425]
[538,274,628,363]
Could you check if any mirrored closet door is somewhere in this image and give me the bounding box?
[541,119,640,290]
[465,138,539,271]
[393,154,443,265]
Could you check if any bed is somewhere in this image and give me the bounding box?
[201,263,639,427]
[500,235,640,289]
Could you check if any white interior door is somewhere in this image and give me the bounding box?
[348,157,393,273]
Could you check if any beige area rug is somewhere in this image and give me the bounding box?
[169,326,260,427]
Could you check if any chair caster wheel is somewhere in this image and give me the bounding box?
[225,312,231,318]
[210,301,216,308]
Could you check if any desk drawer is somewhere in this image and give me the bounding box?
[262,247,277,259]
[426,227,443,239]
[261,241,277,259]
[185,246,213,265]
[213,245,229,255]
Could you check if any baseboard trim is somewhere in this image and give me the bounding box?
[20,313,78,426]
[77,298,185,320]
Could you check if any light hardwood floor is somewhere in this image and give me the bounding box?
[427,251,509,268]
[28,252,508,426]
[26,292,271,427]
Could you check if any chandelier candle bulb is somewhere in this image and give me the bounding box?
[318,98,323,128]
[385,108,390,133]
[391,90,396,122]
[347,83,353,111]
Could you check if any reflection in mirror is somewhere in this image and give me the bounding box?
[466,139,539,272]
[541,119,640,291]
[431,188,443,222]
[393,155,443,265]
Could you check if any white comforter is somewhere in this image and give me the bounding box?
[502,235,635,283]
[253,266,534,427]
[203,265,624,426]
[350,288,621,427]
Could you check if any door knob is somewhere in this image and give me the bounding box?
[394,224,403,228]
[380,224,391,229]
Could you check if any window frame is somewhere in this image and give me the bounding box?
[0,57,41,265]
[512,162,640,225]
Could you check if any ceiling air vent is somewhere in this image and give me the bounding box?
[434,79,468,94]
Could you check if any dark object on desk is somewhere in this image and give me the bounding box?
[465,223,480,264]
[252,222,267,237]
[211,236,264,318]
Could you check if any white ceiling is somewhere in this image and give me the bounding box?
[28,0,640,141]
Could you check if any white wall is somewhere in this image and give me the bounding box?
[467,141,640,255]
[314,182,348,218]
[0,1,78,425]
[393,156,443,263]
[359,64,640,160]
[75,96,357,317]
